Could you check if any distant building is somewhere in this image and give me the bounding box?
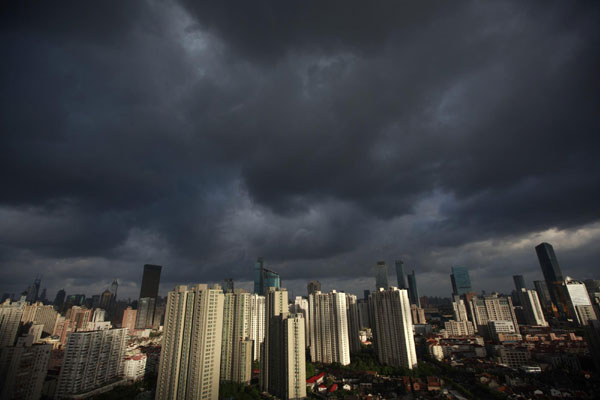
[375,261,389,290]
[307,281,321,296]
[55,328,128,398]
[407,270,421,307]
[309,291,351,365]
[369,288,417,369]
[395,260,407,289]
[410,304,426,325]
[513,275,526,291]
[21,301,59,334]
[518,289,548,326]
[535,242,568,316]
[53,289,66,310]
[533,280,552,308]
[156,284,224,400]
[450,266,472,296]
[253,258,281,296]
[452,296,469,322]
[121,307,137,332]
[468,294,519,335]
[135,297,156,329]
[222,278,234,293]
[139,264,162,299]
[444,320,475,336]
[565,277,598,326]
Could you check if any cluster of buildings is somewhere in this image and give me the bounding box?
[0,264,164,399]
[1,242,599,399]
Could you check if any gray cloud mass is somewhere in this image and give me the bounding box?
[1,0,599,300]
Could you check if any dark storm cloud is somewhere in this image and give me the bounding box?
[1,0,599,298]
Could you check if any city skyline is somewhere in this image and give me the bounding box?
[1,1,599,303]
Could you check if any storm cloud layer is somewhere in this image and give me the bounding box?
[1,0,599,299]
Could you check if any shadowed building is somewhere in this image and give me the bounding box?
[395,260,407,289]
[407,270,420,307]
[535,243,568,317]
[375,261,389,290]
[253,258,281,296]
[451,266,472,296]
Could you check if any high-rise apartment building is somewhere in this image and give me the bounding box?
[395,260,407,289]
[407,270,421,307]
[220,290,252,384]
[517,289,548,326]
[452,295,469,322]
[156,284,224,400]
[0,300,24,347]
[249,294,265,361]
[451,266,472,296]
[345,294,362,354]
[21,301,59,334]
[307,281,321,296]
[368,288,417,369]
[0,335,51,400]
[292,296,309,348]
[444,320,475,337]
[375,261,389,290]
[410,304,426,325]
[308,290,350,365]
[55,328,128,398]
[261,287,288,393]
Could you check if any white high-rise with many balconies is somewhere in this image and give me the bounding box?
[369,287,417,369]
[249,294,265,361]
[156,284,224,400]
[518,289,548,326]
[220,289,252,384]
[309,290,351,365]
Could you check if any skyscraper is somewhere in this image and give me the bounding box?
[307,281,321,296]
[156,284,224,400]
[253,258,281,296]
[345,294,362,354]
[139,264,162,299]
[137,264,161,330]
[55,328,128,398]
[308,290,351,365]
[450,266,473,296]
[220,290,252,384]
[368,288,417,369]
[407,270,421,307]
[513,275,526,291]
[53,289,66,310]
[249,294,265,361]
[375,261,389,290]
[292,296,309,348]
[518,289,548,327]
[535,242,568,316]
[533,280,552,308]
[261,287,288,393]
[395,260,407,289]
[564,277,598,326]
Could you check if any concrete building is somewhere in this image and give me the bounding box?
[261,287,288,393]
[291,296,309,349]
[220,290,252,384]
[135,297,156,329]
[156,284,224,400]
[308,290,351,365]
[375,261,389,290]
[444,320,475,337]
[468,294,519,334]
[248,294,265,361]
[0,335,51,400]
[565,277,598,326]
[368,288,417,369]
[55,328,128,399]
[0,299,23,347]
[410,304,426,325]
[21,301,60,335]
[518,289,548,327]
[124,354,147,381]
[452,296,469,322]
[345,294,362,353]
[307,281,321,296]
[121,307,137,332]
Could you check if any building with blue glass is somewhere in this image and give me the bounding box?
[450,266,472,296]
[253,258,281,296]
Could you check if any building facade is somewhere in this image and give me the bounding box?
[308,290,351,365]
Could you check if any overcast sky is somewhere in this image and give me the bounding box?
[1,1,599,301]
